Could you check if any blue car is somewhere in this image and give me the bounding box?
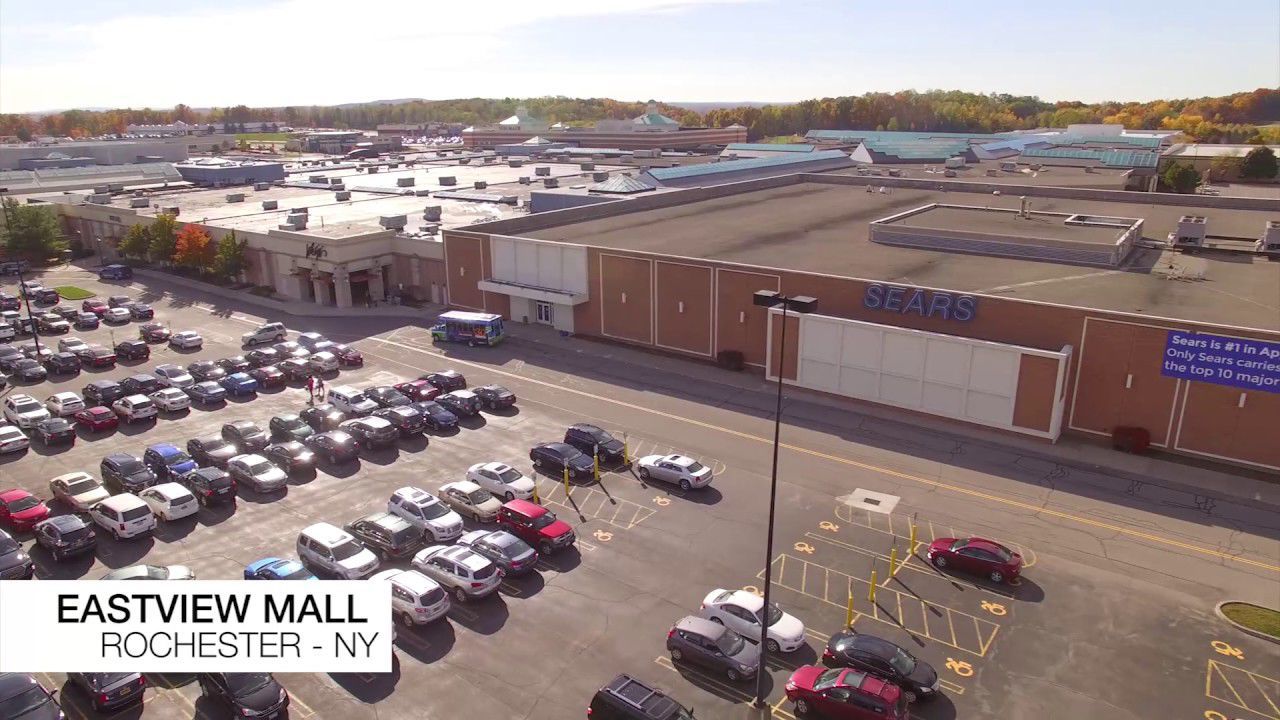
[98,264,133,280]
[244,557,316,580]
[411,400,459,431]
[143,442,198,481]
[76,312,100,329]
[219,372,258,396]
[186,380,227,406]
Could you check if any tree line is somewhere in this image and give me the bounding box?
[3,89,1277,143]
[116,218,248,281]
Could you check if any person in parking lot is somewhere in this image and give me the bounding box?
[306,375,317,405]
[316,377,326,403]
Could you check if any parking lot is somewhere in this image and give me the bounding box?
[2,267,1278,720]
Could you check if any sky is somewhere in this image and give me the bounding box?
[1,0,1277,114]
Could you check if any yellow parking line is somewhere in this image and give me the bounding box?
[653,656,754,706]
[289,692,318,719]
[1250,672,1280,719]
[939,679,966,695]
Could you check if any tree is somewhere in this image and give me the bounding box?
[118,223,151,259]
[0,198,66,258]
[147,213,178,264]
[212,231,248,280]
[173,225,215,270]
[1161,161,1202,194]
[1240,146,1278,179]
[1209,155,1242,182]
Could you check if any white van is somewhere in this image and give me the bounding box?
[89,494,157,539]
[371,568,451,627]
[297,522,380,579]
[327,386,378,417]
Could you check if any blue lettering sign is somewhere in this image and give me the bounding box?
[863,284,977,322]
[1161,331,1280,393]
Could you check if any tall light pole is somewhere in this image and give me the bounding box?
[750,289,816,708]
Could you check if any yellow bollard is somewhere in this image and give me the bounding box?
[563,465,571,497]
[593,452,600,481]
[868,570,878,604]
[845,592,855,628]
[532,479,540,505]
[889,546,899,577]
[622,439,629,465]
[910,523,918,555]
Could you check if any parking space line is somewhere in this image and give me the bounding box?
[938,679,966,695]
[653,656,754,706]
[804,531,1015,600]
[289,692,318,719]
[1206,659,1280,719]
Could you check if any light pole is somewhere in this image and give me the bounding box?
[750,289,816,708]
[0,188,44,356]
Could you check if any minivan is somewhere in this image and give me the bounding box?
[89,494,157,540]
[327,385,379,416]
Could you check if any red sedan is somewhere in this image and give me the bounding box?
[250,365,286,388]
[74,406,119,433]
[785,665,907,719]
[82,299,109,315]
[0,489,51,532]
[333,344,363,367]
[927,537,1022,584]
[395,379,440,402]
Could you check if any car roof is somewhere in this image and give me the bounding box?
[570,423,604,433]
[100,493,146,510]
[443,480,482,493]
[0,672,41,701]
[89,379,120,388]
[301,522,351,545]
[150,483,192,500]
[148,442,180,453]
[51,391,79,399]
[384,569,439,594]
[0,489,32,501]
[361,512,412,531]
[394,486,439,505]
[503,498,546,517]
[837,632,898,657]
[482,461,512,472]
[676,615,726,639]
[44,514,88,531]
[540,442,576,454]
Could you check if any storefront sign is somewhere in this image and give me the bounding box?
[863,284,976,321]
[1162,331,1280,393]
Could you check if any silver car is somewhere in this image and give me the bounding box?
[412,545,502,603]
[666,615,760,682]
[636,454,713,491]
[227,453,289,493]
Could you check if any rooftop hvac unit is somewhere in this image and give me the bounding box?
[262,200,279,210]
[388,163,399,169]
[129,197,149,208]
[329,177,343,185]
[290,206,309,215]
[396,177,415,187]
[254,182,270,191]
[87,193,112,204]
[93,185,110,194]
[519,176,531,185]
[474,181,487,189]
[509,159,524,167]
[437,151,447,157]
[459,158,471,165]
[592,172,609,182]
[438,176,457,186]
[1257,220,1280,253]
[483,156,495,163]
[411,189,429,196]
[887,169,901,177]
[943,169,957,177]
[543,178,559,188]
[452,149,463,155]
[330,183,345,191]
[535,166,551,176]
[423,206,442,221]
[161,206,180,216]
[335,190,351,200]
[1168,215,1207,247]
[107,183,124,192]
[309,175,325,183]
[944,156,965,169]
[986,168,999,176]
[226,193,245,203]
[419,223,441,235]
[133,190,145,197]
[379,215,408,230]
[592,154,605,161]
[580,163,595,171]
[367,166,379,174]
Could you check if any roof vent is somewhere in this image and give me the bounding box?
[414,189,431,196]
[509,159,524,168]
[367,166,380,174]
[519,176,531,185]
[129,197,149,208]
[87,193,112,204]
[226,193,245,203]
[1258,220,1280,253]
[254,182,270,191]
[92,185,110,194]
[592,171,609,182]
[309,175,325,183]
[580,163,595,171]
[438,176,456,186]
[535,166,550,176]
[423,206,442,221]
[161,206,180,216]
[474,181,487,189]
[1169,215,1207,247]
[262,200,279,210]
[290,207,309,215]
[335,190,351,200]
[459,158,471,165]
[379,215,407,230]
[396,177,415,187]
[543,178,559,188]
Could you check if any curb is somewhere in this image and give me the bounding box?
[1214,601,1280,645]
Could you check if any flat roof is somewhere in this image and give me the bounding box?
[523,181,1280,330]
[832,161,1135,188]
[885,205,1130,245]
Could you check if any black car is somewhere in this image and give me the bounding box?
[0,528,34,579]
[180,467,237,506]
[188,360,227,382]
[67,673,146,713]
[100,452,158,493]
[222,420,269,452]
[459,529,538,576]
[343,512,424,559]
[33,514,96,561]
[83,379,124,406]
[187,435,239,469]
[530,441,595,478]
[436,390,480,417]
[341,417,398,449]
[75,312,100,330]
[11,358,46,381]
[34,288,60,304]
[269,413,315,442]
[0,292,18,311]
[52,305,79,321]
[474,384,517,410]
[197,673,289,719]
[589,675,692,720]
[114,339,150,361]
[367,385,412,408]
[564,423,627,464]
[421,370,466,392]
[107,295,132,308]
[217,355,252,373]
[186,380,228,406]
[822,631,940,702]
[128,303,154,320]
[277,358,311,382]
[245,347,280,368]
[300,403,347,432]
[33,417,76,446]
[410,400,458,431]
[305,430,359,464]
[0,346,22,366]
[0,673,63,720]
[120,373,160,396]
[264,441,315,472]
[44,351,81,374]
[372,405,426,437]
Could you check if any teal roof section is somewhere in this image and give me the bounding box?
[1056,134,1163,149]
[647,150,849,181]
[859,138,972,159]
[807,129,1010,143]
[1020,147,1159,168]
[726,143,816,153]
[634,113,680,127]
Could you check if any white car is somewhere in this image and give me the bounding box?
[466,462,535,502]
[412,545,502,603]
[45,391,86,417]
[154,363,194,389]
[699,588,806,653]
[296,332,328,351]
[4,394,51,428]
[48,471,110,512]
[149,387,191,412]
[227,453,289,493]
[0,425,29,454]
[371,568,451,627]
[636,454,714,491]
[297,522,380,579]
[58,337,88,354]
[169,331,203,350]
[387,486,464,541]
[242,322,286,347]
[307,351,339,373]
[103,307,131,323]
[0,322,14,342]
[112,394,157,423]
[88,494,156,540]
[438,480,502,522]
[138,482,199,521]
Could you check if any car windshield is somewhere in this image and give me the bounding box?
[277,562,312,580]
[331,540,364,561]
[467,489,493,505]
[248,461,274,476]
[530,512,557,530]
[118,458,145,473]
[685,461,706,472]
[62,526,92,542]
[813,668,844,691]
[421,502,450,520]
[13,400,39,413]
[715,629,746,655]
[889,647,917,675]
[0,534,18,552]
[7,496,39,512]
[0,686,50,718]
[121,507,150,521]
[762,603,784,626]
[166,452,192,466]
[986,544,1014,562]
[589,427,615,443]
[66,478,98,494]
[348,392,368,403]
[496,467,522,483]
[225,673,273,696]
[88,673,133,688]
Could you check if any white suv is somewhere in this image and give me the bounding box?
[89,494,157,540]
[113,394,158,423]
[371,568,451,627]
[388,486,464,541]
[154,364,194,389]
[297,523,380,579]
[242,322,286,347]
[4,394,51,428]
[328,386,379,416]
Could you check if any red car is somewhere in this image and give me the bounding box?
[250,365,286,388]
[786,666,908,720]
[332,344,363,367]
[82,299,109,315]
[395,379,440,402]
[497,499,575,555]
[927,537,1022,584]
[0,489,51,532]
[74,406,119,433]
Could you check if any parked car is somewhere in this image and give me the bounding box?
[264,441,315,473]
[100,452,157,493]
[367,385,411,408]
[296,522,379,579]
[179,466,236,507]
[188,360,226,382]
[497,498,575,555]
[421,370,466,392]
[0,426,29,455]
[473,384,517,410]
[84,379,124,406]
[307,351,339,374]
[296,332,328,350]
[223,420,270,452]
[344,512,425,559]
[58,337,88,354]
[305,430,360,465]
[327,385,378,416]
[10,358,47,382]
[0,489,51,532]
[245,347,280,368]
[53,306,80,321]
[249,365,285,389]
[45,391,86,417]
[412,544,501,603]
[927,537,1023,584]
[169,330,203,350]
[79,344,116,367]
[340,416,398,449]
[112,394,158,423]
[219,372,259,396]
[241,322,287,347]
[0,292,20,311]
[588,675,694,720]
[699,588,806,653]
[138,322,170,342]
[82,299,109,315]
[48,472,109,512]
[114,339,150,360]
[395,379,440,402]
[129,303,155,320]
[119,373,160,396]
[103,307,132,324]
[43,351,81,375]
[154,363,194,389]
[197,673,289,719]
[370,568,450,627]
[823,631,940,702]
[0,321,14,342]
[186,380,228,406]
[437,389,481,417]
[411,400,459,431]
[300,403,346,432]
[32,417,76,446]
[34,514,97,561]
[565,423,627,464]
[457,529,538,576]
[529,441,595,479]
[150,387,191,412]
[439,480,501,522]
[143,443,198,481]
[637,454,713,491]
[332,344,363,366]
[785,665,909,720]
[272,341,309,361]
[0,673,63,720]
[467,462,535,501]
[99,564,194,580]
[216,355,251,374]
[34,288,60,305]
[38,313,71,334]
[244,557,314,581]
[73,405,118,433]
[227,453,289,493]
[98,264,133,281]
[269,413,315,442]
[75,311,100,329]
[667,615,760,682]
[88,493,156,540]
[277,358,311,382]
[4,393,50,428]
[66,673,146,713]
[387,487,464,542]
[372,405,425,437]
[137,483,198,521]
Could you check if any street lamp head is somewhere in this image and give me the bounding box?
[789,295,818,314]
[752,290,782,308]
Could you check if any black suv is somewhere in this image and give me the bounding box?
[187,435,239,469]
[343,512,424,559]
[197,673,288,718]
[120,373,160,396]
[188,360,226,382]
[300,404,347,432]
[473,384,517,410]
[44,351,81,375]
[83,379,124,406]
[421,370,466,392]
[366,386,411,408]
[100,452,157,493]
[564,423,627,464]
[217,355,251,374]
[269,413,315,442]
[179,467,236,506]
[588,675,694,720]
[222,421,269,452]
[372,406,425,437]
[114,339,150,361]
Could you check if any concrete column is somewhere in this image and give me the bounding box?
[368,268,385,303]
[279,273,303,300]
[334,275,353,308]
[313,278,332,305]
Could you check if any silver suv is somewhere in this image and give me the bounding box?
[241,322,286,347]
[411,545,501,603]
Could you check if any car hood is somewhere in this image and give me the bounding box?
[770,612,805,642]
[600,438,625,453]
[209,446,238,458]
[539,519,574,540]
[72,488,111,507]
[426,514,463,532]
[0,547,30,571]
[569,455,595,471]
[257,467,288,483]
[731,636,762,667]
[127,469,156,485]
[338,550,379,571]
[788,665,824,691]
[908,659,938,689]
[510,477,536,493]
[477,497,503,515]
[235,681,283,711]
[928,538,956,553]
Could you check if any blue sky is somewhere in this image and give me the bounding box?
[1,0,1276,113]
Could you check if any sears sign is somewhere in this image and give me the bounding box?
[863,283,976,322]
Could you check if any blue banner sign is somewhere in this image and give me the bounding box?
[1162,331,1280,393]
[863,284,976,321]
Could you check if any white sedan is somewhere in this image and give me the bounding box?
[154,364,194,389]
[307,351,339,373]
[227,454,288,493]
[699,588,806,654]
[48,471,110,512]
[170,331,203,350]
[438,481,502,522]
[138,482,199,521]
[45,391,86,417]
[0,425,29,455]
[149,387,191,412]
[58,337,88,354]
[466,462,535,501]
[103,307,131,323]
[636,454,713,491]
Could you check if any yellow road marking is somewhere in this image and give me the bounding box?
[1206,659,1280,720]
[804,531,1015,599]
[364,334,1278,571]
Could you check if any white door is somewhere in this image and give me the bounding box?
[535,301,554,325]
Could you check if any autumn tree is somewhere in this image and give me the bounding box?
[147,213,179,265]
[118,223,151,259]
[0,199,66,258]
[173,225,215,270]
[1240,146,1278,180]
[212,231,248,280]
[1161,161,1202,194]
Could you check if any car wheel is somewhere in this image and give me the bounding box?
[905,690,917,703]
[989,570,1004,583]
[708,615,723,625]
[726,667,740,682]
[795,698,812,715]
[539,540,552,555]
[933,555,947,568]
[400,612,414,628]
[454,587,467,603]
[638,467,650,480]
[504,491,515,502]
[670,648,683,662]
[679,479,692,491]
[766,639,780,654]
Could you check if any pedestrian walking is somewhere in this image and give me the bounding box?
[316,377,327,404]
[306,375,317,405]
